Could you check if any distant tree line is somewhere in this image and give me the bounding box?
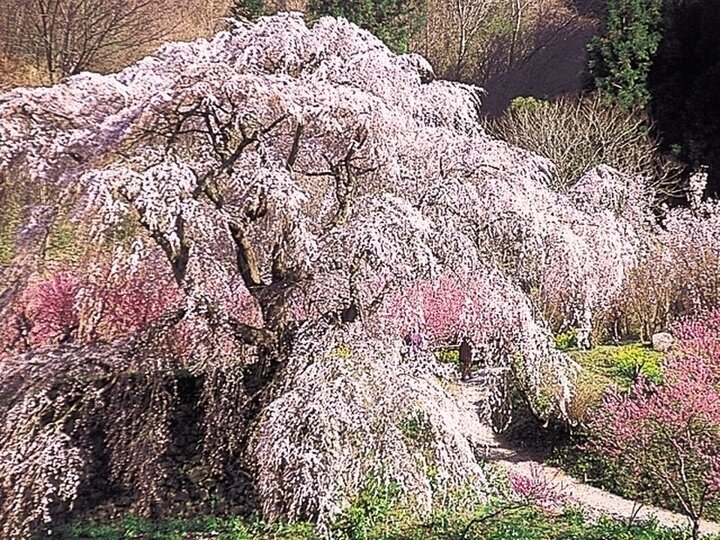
[0,0,602,115]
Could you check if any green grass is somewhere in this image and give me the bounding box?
[569,343,664,389]
[63,476,702,540]
[554,328,578,351]
[434,347,459,366]
[62,514,318,540]
[63,503,700,540]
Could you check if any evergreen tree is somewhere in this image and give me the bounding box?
[306,0,424,54]
[587,0,664,109]
[648,0,720,197]
[230,0,264,21]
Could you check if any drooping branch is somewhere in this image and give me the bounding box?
[270,241,287,283]
[117,189,191,290]
[306,133,376,231]
[364,278,398,317]
[203,106,288,175]
[200,184,266,293]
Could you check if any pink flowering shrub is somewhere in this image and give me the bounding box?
[672,309,720,359]
[0,261,186,354]
[389,274,500,347]
[82,264,190,342]
[588,316,720,538]
[509,464,569,512]
[384,272,548,370]
[23,271,81,346]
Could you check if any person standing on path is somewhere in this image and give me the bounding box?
[460,336,473,380]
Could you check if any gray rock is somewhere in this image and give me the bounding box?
[652,332,673,352]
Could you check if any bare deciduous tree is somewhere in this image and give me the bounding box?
[172,0,234,37]
[412,0,599,114]
[412,0,497,80]
[485,93,683,195]
[0,0,172,83]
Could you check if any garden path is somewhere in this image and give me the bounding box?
[457,374,720,538]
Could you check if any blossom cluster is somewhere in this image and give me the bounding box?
[509,464,569,512]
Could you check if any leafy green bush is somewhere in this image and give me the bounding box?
[611,344,663,385]
[229,0,264,21]
[434,347,459,365]
[586,0,663,109]
[306,0,424,53]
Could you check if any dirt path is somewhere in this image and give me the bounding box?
[485,444,720,537]
[456,377,720,538]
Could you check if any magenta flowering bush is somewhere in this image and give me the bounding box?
[0,261,183,355]
[509,463,569,512]
[22,271,81,347]
[588,315,720,538]
[672,309,720,360]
